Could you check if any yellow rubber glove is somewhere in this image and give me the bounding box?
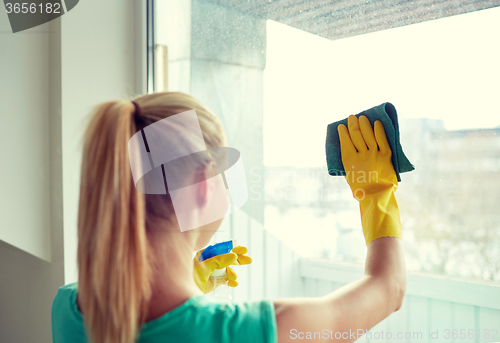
[338,115,402,246]
[193,245,253,293]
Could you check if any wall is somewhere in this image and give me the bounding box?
[60,0,137,285]
[0,0,52,264]
[0,8,64,343]
[0,0,137,342]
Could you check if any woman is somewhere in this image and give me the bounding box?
[51,92,406,343]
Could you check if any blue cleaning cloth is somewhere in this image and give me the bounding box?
[325,102,415,182]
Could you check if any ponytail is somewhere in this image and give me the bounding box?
[77,100,152,343]
[76,92,227,343]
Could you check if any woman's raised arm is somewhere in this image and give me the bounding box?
[274,115,407,343]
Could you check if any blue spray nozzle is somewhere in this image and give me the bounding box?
[199,239,238,262]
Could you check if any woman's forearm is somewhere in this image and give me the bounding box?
[365,237,407,311]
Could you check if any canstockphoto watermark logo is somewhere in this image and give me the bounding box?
[4,0,79,33]
[128,109,248,232]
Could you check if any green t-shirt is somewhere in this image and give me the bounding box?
[52,283,277,343]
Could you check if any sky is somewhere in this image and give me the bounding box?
[263,7,500,167]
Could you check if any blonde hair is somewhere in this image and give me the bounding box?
[77,92,226,343]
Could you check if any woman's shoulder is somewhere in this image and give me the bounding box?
[139,297,277,343]
[179,296,276,320]
[56,282,79,295]
[52,283,88,343]
[52,282,79,312]
[52,282,78,306]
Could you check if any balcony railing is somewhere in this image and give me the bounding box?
[300,258,500,343]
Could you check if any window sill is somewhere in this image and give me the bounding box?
[299,257,500,310]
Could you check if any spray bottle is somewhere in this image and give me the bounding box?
[199,239,238,300]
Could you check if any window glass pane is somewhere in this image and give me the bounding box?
[264,7,500,282]
[156,1,500,284]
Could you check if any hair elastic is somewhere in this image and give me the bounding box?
[131,101,141,120]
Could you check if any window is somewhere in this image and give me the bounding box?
[154,1,500,284]
[264,7,500,282]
